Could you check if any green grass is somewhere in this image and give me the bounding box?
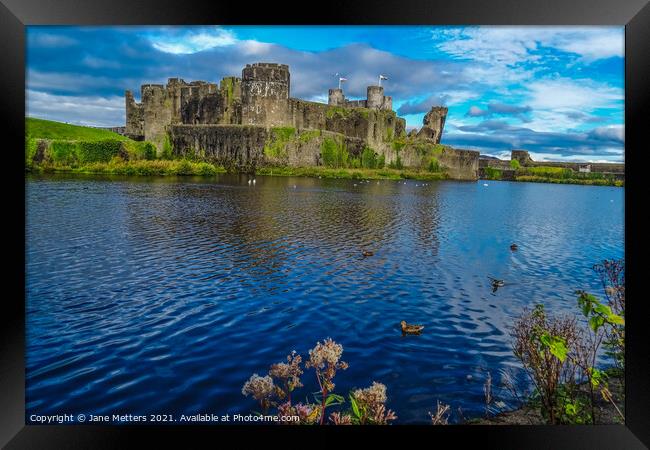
[32,158,227,177]
[26,117,129,141]
[256,166,447,181]
[515,175,623,187]
[26,118,158,170]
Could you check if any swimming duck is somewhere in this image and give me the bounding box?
[362,250,374,257]
[401,321,424,334]
[488,276,505,293]
[510,243,518,251]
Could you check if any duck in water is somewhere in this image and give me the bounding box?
[362,250,374,257]
[510,243,518,251]
[401,321,424,335]
[488,276,505,293]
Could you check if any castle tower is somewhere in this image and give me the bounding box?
[241,63,290,127]
[141,83,173,151]
[328,88,345,106]
[125,90,144,139]
[366,85,384,109]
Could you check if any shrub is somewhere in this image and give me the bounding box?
[484,167,502,180]
[511,304,583,424]
[510,159,521,170]
[25,138,38,168]
[388,155,403,170]
[162,134,173,160]
[428,157,441,173]
[320,137,349,168]
[264,127,296,161]
[77,140,123,163]
[361,146,378,169]
[50,141,79,166]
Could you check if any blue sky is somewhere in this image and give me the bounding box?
[26,26,624,162]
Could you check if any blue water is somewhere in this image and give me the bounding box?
[25,174,624,424]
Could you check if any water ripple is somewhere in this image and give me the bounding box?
[26,174,624,423]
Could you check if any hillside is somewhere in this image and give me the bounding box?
[26,117,129,142]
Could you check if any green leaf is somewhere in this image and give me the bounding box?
[589,316,605,332]
[608,313,624,325]
[324,393,344,407]
[565,403,577,416]
[349,394,361,419]
[540,333,568,362]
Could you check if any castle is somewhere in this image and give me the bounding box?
[124,62,479,179]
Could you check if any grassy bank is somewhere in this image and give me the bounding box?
[31,159,227,177]
[26,117,130,141]
[256,166,448,181]
[482,165,623,187]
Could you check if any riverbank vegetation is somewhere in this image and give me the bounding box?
[256,166,447,181]
[482,163,623,187]
[241,338,397,425]
[26,119,448,181]
[471,259,625,425]
[239,259,624,425]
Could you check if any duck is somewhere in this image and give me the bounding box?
[401,321,424,335]
[488,276,505,293]
[510,243,518,251]
[362,250,374,257]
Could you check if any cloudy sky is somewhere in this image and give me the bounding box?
[26,26,624,162]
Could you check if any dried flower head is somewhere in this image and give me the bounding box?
[269,350,303,392]
[306,338,345,369]
[305,338,348,392]
[329,412,353,425]
[351,382,396,424]
[352,381,388,408]
[241,374,275,401]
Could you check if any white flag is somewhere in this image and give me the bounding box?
[379,75,389,80]
[339,77,347,82]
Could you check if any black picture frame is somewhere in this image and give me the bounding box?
[2,0,649,447]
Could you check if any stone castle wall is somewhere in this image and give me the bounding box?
[125,61,480,179]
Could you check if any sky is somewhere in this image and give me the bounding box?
[26,26,624,162]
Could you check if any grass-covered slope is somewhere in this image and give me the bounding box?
[26,117,130,141]
[26,118,157,170]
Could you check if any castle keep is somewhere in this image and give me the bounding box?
[125,62,479,180]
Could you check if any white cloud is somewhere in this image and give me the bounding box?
[435,26,623,66]
[26,90,125,127]
[527,78,622,111]
[147,27,237,54]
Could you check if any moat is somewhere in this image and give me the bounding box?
[25,174,624,424]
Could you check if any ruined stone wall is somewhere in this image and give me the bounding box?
[344,100,368,108]
[438,148,480,180]
[328,88,345,106]
[169,124,269,172]
[125,90,144,139]
[417,106,447,144]
[219,77,242,124]
[241,63,290,127]
[288,99,329,130]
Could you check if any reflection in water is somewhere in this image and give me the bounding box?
[26,174,623,423]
